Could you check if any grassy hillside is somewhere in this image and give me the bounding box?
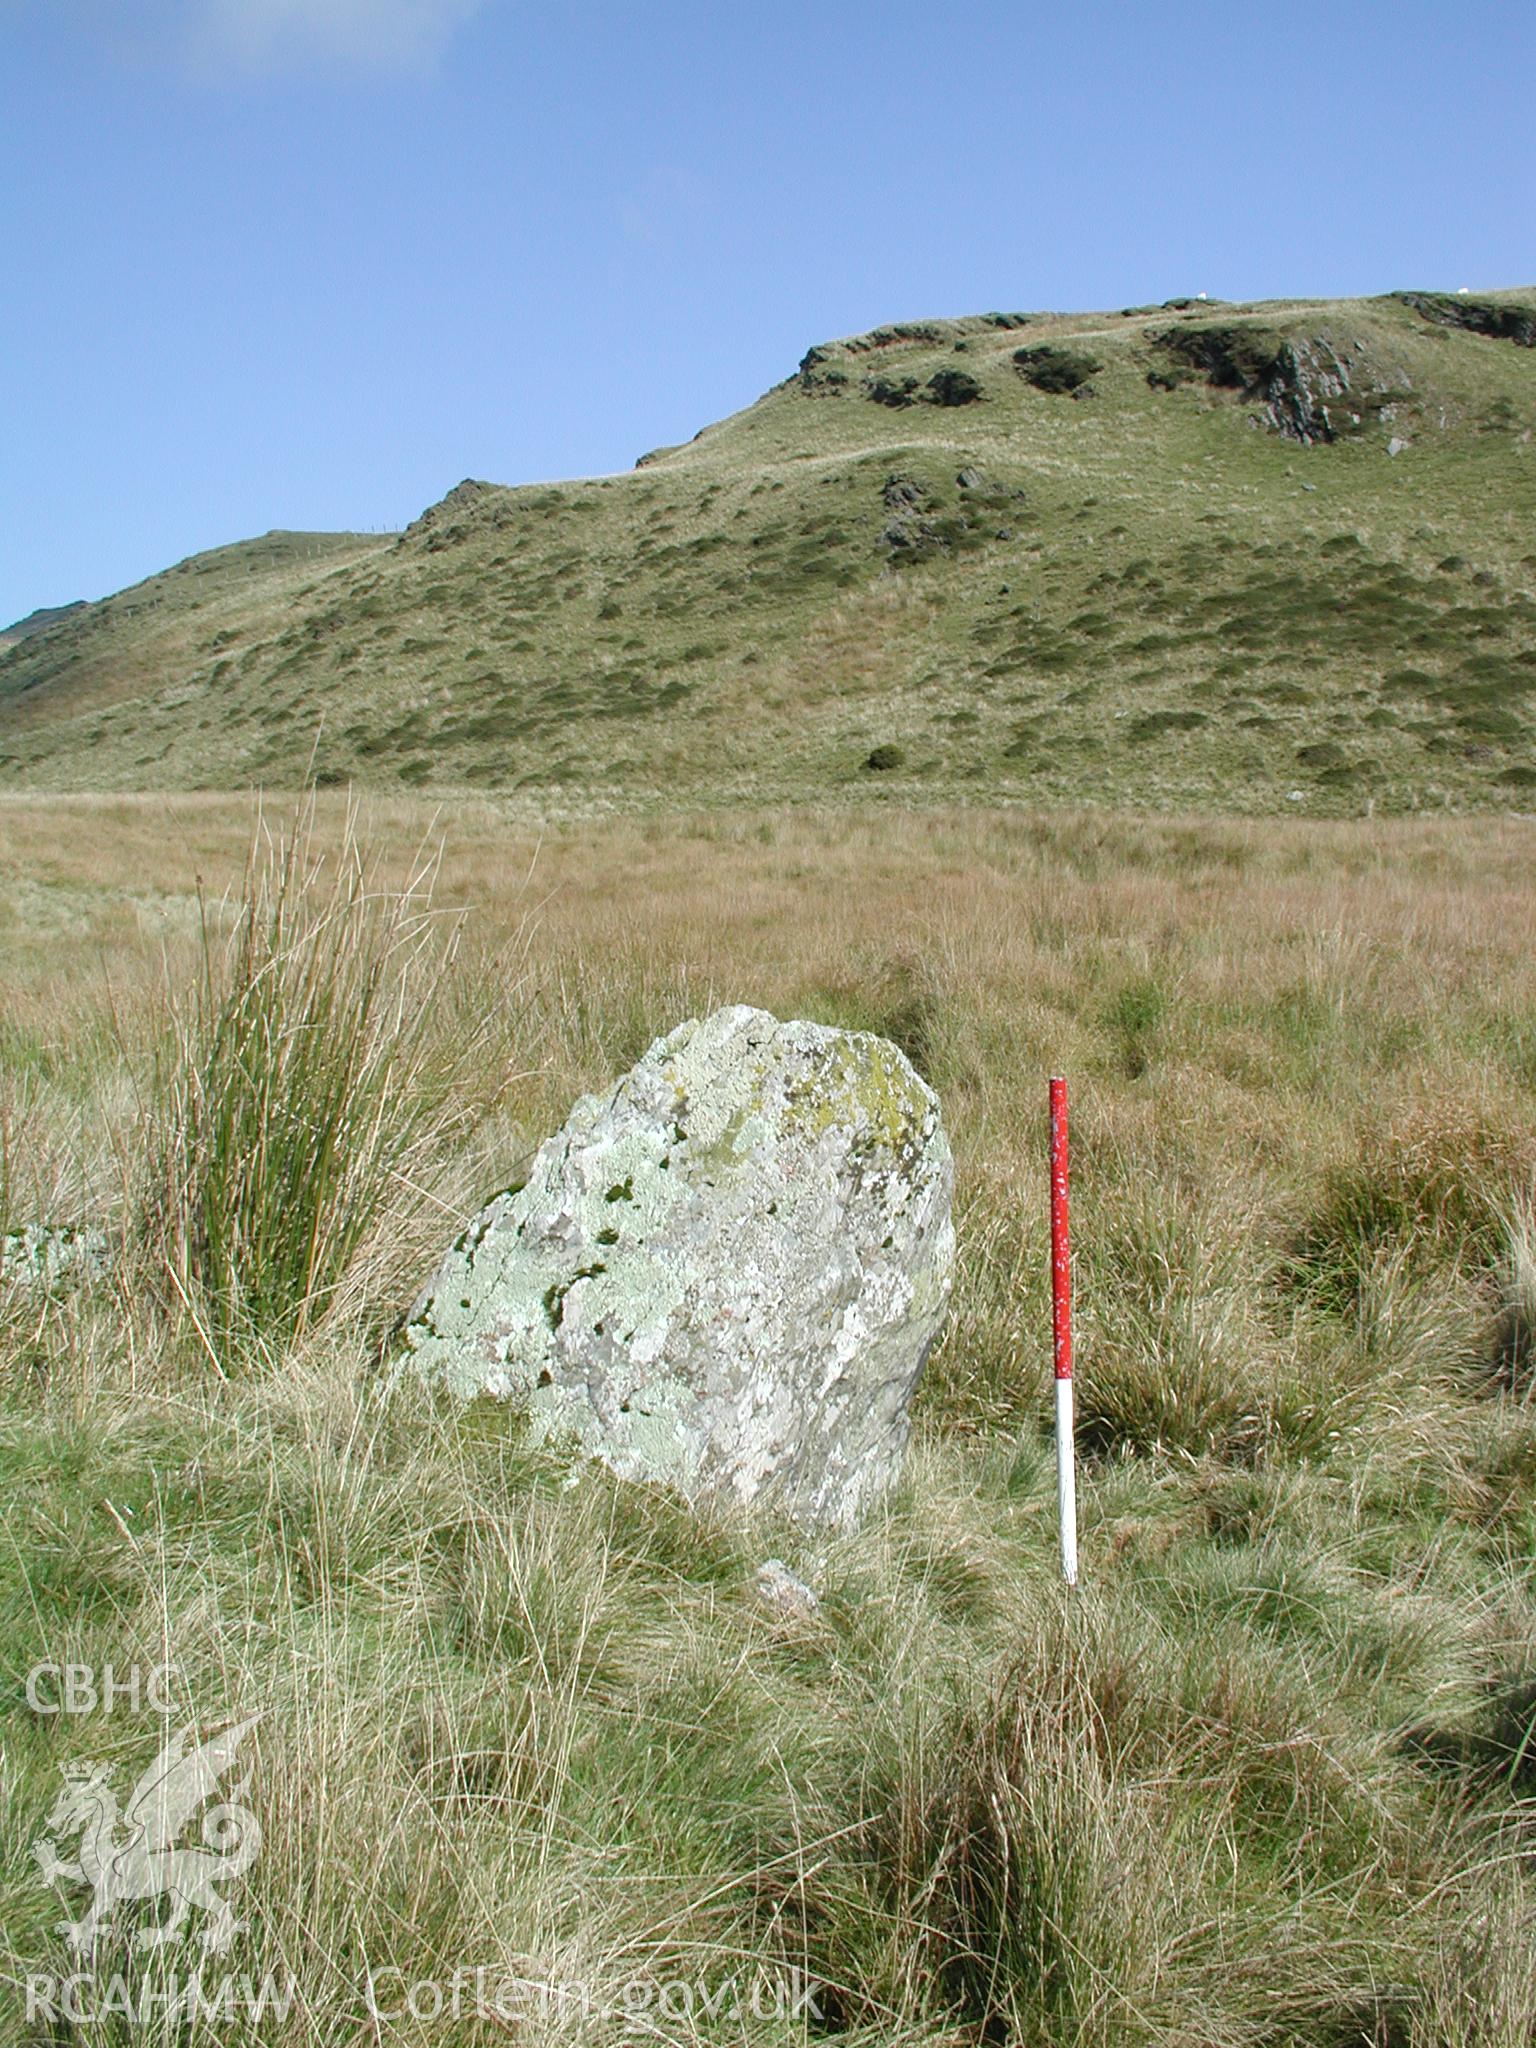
[6,794,1536,2044]
[2,289,1535,811]
[0,602,88,647]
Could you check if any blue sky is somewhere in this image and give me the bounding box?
[3,0,1532,624]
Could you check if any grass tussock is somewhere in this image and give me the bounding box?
[1289,1089,1536,1314]
[0,1089,13,1241]
[4,798,1536,2043]
[1490,1194,1536,1398]
[140,801,491,1357]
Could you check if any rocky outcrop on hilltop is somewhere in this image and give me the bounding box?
[1150,323,1411,443]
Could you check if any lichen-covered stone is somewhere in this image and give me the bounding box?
[755,1558,821,1617]
[401,1005,954,1525]
[1,1223,110,1290]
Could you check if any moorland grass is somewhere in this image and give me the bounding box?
[140,800,481,1352]
[3,291,1536,813]
[2,796,1536,2043]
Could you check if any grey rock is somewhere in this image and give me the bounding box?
[1,1223,110,1290]
[1387,436,1409,457]
[755,1558,821,1617]
[1261,337,1353,444]
[880,472,944,557]
[1152,322,1408,445]
[402,1006,954,1525]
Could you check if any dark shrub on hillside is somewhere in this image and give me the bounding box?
[925,368,983,407]
[1127,709,1207,741]
[1151,324,1286,390]
[1012,345,1101,395]
[866,375,921,408]
[864,743,906,771]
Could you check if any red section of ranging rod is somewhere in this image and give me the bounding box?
[1049,1077,1072,1381]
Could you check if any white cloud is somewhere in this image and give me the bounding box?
[186,0,487,74]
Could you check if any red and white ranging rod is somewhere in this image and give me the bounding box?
[1049,1077,1078,1587]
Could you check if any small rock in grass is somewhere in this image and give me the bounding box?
[755,1558,821,1617]
[1,1223,110,1291]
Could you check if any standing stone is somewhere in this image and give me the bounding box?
[401,1005,954,1524]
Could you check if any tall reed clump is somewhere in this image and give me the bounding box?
[1492,1194,1536,1396]
[0,1077,75,1286]
[143,801,472,1356]
[0,1089,13,1250]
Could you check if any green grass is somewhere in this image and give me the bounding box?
[2,290,1535,811]
[5,799,1536,2040]
[140,801,481,1352]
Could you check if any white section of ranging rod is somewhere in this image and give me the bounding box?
[1055,1372,1078,1587]
[1048,1075,1077,1587]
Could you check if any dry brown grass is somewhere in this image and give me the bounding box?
[5,794,1536,1257]
[6,796,1536,2044]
